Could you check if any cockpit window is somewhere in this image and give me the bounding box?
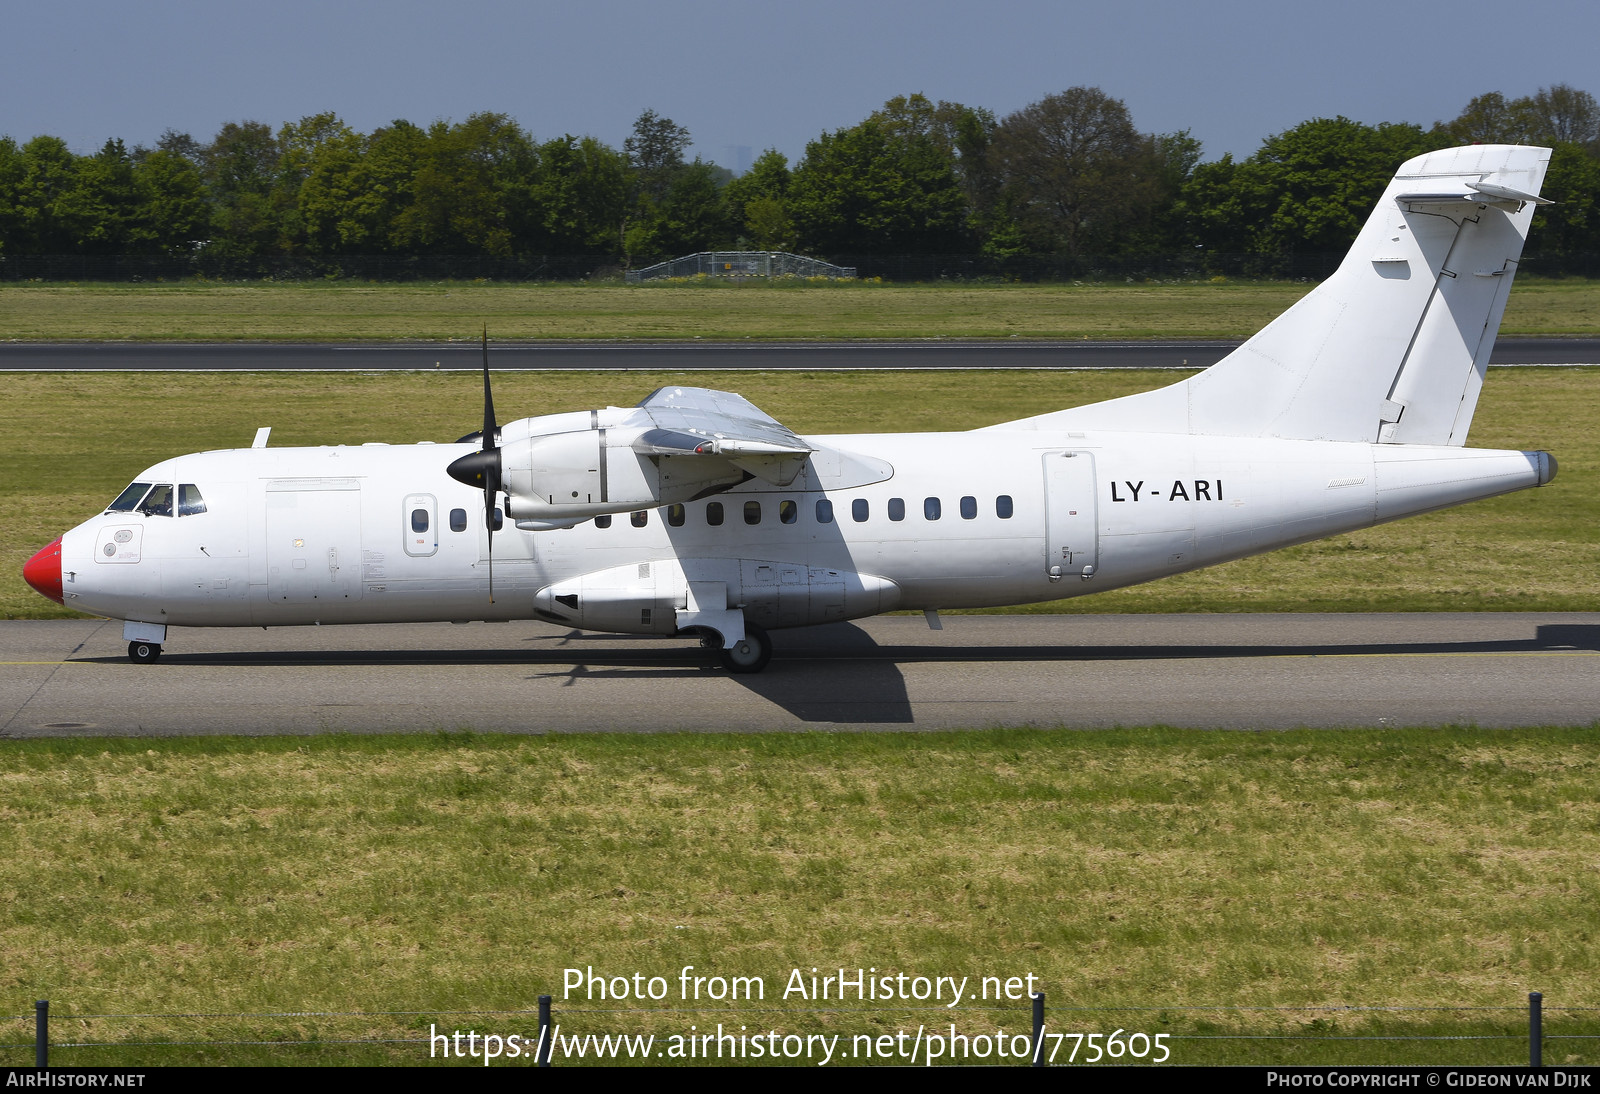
[139,484,175,517]
[178,484,207,516]
[107,482,152,512]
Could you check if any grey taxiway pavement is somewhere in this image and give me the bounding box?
[2,338,1598,372]
[3,613,1596,736]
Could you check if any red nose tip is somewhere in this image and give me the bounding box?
[23,538,64,605]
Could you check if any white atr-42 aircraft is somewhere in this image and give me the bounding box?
[23,145,1558,673]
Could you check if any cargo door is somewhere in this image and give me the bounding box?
[265,479,364,605]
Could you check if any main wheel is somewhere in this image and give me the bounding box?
[127,640,162,664]
[717,622,772,674]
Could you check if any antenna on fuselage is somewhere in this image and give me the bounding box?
[445,326,503,603]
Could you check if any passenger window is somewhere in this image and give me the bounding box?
[411,508,430,533]
[888,497,905,521]
[706,502,724,526]
[779,500,797,525]
[852,499,869,522]
[816,499,834,524]
[631,511,648,528]
[140,485,175,517]
[961,495,977,520]
[491,507,503,531]
[744,500,761,525]
[108,482,152,512]
[667,503,685,527]
[178,484,207,516]
[924,497,941,520]
[997,495,1014,519]
[595,514,612,529]
[449,508,468,532]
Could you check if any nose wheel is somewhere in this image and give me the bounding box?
[717,622,772,674]
[128,641,162,665]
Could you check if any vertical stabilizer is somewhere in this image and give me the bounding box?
[996,145,1551,444]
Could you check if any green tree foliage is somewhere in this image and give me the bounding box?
[0,88,1595,266]
[1180,117,1447,255]
[0,138,23,252]
[531,134,631,255]
[869,93,1004,249]
[58,139,145,253]
[1530,142,1600,257]
[11,136,79,253]
[296,123,382,254]
[649,160,735,255]
[1431,86,1600,258]
[200,121,284,256]
[275,113,357,250]
[624,109,691,205]
[392,113,537,257]
[133,147,211,254]
[1438,85,1600,150]
[723,149,793,248]
[1438,92,1528,145]
[789,98,969,254]
[991,87,1176,257]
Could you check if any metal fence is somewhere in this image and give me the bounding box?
[626,251,858,282]
[5,991,1589,1067]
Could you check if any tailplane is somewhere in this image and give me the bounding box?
[997,145,1551,445]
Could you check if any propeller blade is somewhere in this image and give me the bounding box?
[446,326,503,604]
[486,500,495,604]
[483,327,497,603]
[482,325,497,456]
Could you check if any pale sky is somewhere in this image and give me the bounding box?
[4,0,1596,170]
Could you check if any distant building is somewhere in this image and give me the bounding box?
[626,251,856,282]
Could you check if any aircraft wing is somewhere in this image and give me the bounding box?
[633,387,812,457]
[633,386,812,485]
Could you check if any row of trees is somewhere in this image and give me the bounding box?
[1,85,1596,268]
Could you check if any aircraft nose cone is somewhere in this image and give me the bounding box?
[23,537,64,605]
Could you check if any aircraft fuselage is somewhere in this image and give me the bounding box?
[47,427,1551,638]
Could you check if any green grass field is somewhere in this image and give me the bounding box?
[1,729,1596,1067]
[4,367,1597,619]
[0,278,1596,341]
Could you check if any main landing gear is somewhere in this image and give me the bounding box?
[712,622,772,674]
[127,640,162,664]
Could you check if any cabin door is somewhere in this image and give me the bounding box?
[1043,451,1099,580]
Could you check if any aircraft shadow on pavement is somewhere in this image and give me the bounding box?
[516,624,916,724]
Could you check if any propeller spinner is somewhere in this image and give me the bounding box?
[446,328,503,600]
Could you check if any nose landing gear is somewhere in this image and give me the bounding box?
[127,641,162,664]
[123,622,167,665]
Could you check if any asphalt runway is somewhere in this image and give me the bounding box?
[3,613,1596,736]
[1,338,1597,371]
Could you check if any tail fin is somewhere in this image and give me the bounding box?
[1000,145,1551,445]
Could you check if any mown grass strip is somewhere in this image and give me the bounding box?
[0,278,1594,341]
[3,368,1596,618]
[1,728,1597,1067]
